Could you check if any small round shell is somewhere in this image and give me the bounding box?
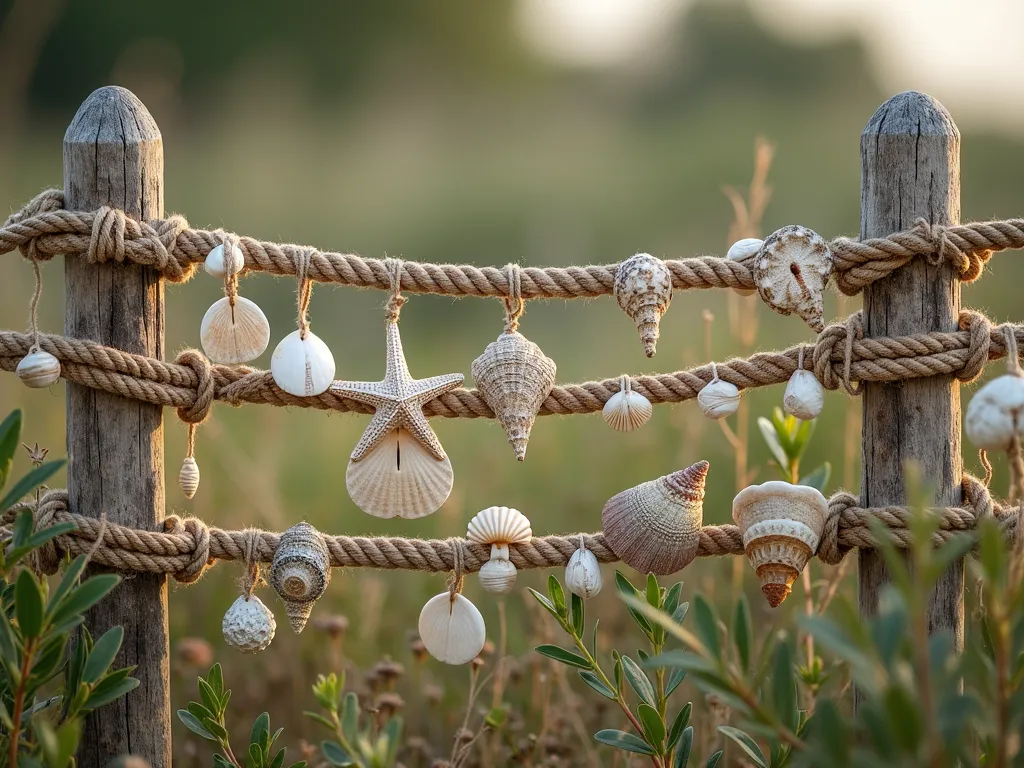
[478,559,518,595]
[753,225,833,332]
[204,242,244,279]
[698,379,740,419]
[783,370,824,421]
[270,522,331,634]
[727,238,762,297]
[614,253,672,357]
[200,296,271,364]
[222,595,276,654]
[466,507,532,547]
[965,374,1024,451]
[271,330,337,397]
[16,350,61,388]
[178,457,200,499]
[602,379,652,432]
[418,592,487,665]
[565,547,602,599]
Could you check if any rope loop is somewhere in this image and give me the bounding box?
[3,188,64,228]
[913,218,991,283]
[958,310,993,383]
[813,311,863,395]
[819,491,857,565]
[503,263,524,333]
[295,248,316,339]
[384,258,406,323]
[447,538,466,601]
[174,349,215,425]
[164,515,213,583]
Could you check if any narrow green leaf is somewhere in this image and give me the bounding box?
[667,703,691,749]
[50,574,120,628]
[320,740,353,767]
[614,570,639,598]
[177,709,217,741]
[25,522,77,554]
[187,701,215,724]
[270,748,286,768]
[571,592,585,638]
[673,726,693,768]
[705,750,723,767]
[733,594,752,672]
[718,726,768,768]
[304,711,335,730]
[547,575,567,619]
[535,644,592,669]
[198,677,219,716]
[0,460,65,513]
[251,711,271,748]
[664,582,683,616]
[484,706,508,728]
[593,729,656,755]
[636,702,666,747]
[341,692,358,743]
[213,755,234,768]
[621,655,656,705]
[578,670,616,699]
[771,642,797,733]
[47,556,89,612]
[645,574,661,608]
[665,666,687,697]
[799,463,831,492]
[527,588,563,625]
[208,662,225,697]
[249,743,264,768]
[83,677,138,710]
[0,410,22,492]
[82,626,122,684]
[758,417,789,469]
[615,571,655,638]
[15,569,44,637]
[693,596,721,659]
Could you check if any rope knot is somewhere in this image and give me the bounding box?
[819,491,857,565]
[174,350,215,425]
[164,515,213,583]
[87,206,129,265]
[151,214,195,283]
[813,311,863,395]
[957,310,993,383]
[914,218,990,283]
[3,188,64,228]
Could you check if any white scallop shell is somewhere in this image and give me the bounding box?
[697,378,740,419]
[418,592,486,665]
[204,242,244,279]
[346,428,454,519]
[602,389,653,432]
[271,330,336,397]
[565,547,602,599]
[478,559,518,595]
[783,370,824,421]
[222,595,276,654]
[200,296,271,364]
[16,350,61,388]
[965,374,1024,451]
[466,506,532,546]
[753,225,833,332]
[179,457,200,499]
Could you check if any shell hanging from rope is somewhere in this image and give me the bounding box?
[178,457,200,499]
[602,377,652,432]
[222,594,276,654]
[271,330,336,397]
[200,296,271,364]
[270,522,331,633]
[614,253,673,357]
[753,225,833,332]
[466,506,533,594]
[16,349,61,388]
[965,374,1024,451]
[418,592,487,665]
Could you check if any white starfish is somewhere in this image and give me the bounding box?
[331,321,464,462]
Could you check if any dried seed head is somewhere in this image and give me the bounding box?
[372,658,405,684]
[409,636,428,662]
[374,692,405,716]
[313,614,350,639]
[175,637,214,668]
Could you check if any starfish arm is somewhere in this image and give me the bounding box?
[407,373,465,402]
[396,405,447,461]
[349,403,401,461]
[384,322,412,383]
[330,381,397,408]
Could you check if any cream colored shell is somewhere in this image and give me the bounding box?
[346,428,454,519]
[965,374,1024,451]
[200,296,271,364]
[732,481,827,607]
[614,253,672,358]
[698,378,740,419]
[178,457,200,499]
[783,370,825,421]
[753,225,833,332]
[16,350,61,388]
[270,522,331,633]
[222,594,276,654]
[466,506,532,547]
[418,592,487,665]
[271,330,336,397]
[602,378,652,432]
[478,559,518,595]
[727,238,762,297]
[204,242,244,279]
[601,461,708,575]
[565,547,602,599]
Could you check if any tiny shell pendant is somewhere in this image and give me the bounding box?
[614,253,672,358]
[204,242,244,279]
[698,378,740,420]
[753,226,833,332]
[478,559,517,595]
[727,238,762,296]
[200,296,271,364]
[270,522,331,633]
[178,457,200,499]
[418,592,487,665]
[965,374,1024,451]
[602,377,652,432]
[222,595,276,653]
[466,507,532,595]
[565,547,602,599]
[472,332,557,461]
[732,481,828,607]
[16,350,61,388]
[601,461,708,575]
[783,370,825,421]
[271,330,337,397]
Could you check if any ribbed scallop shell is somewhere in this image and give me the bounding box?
[222,594,276,654]
[466,506,532,546]
[753,225,833,333]
[418,592,487,665]
[204,242,244,279]
[271,330,336,397]
[965,374,1024,451]
[601,461,708,575]
[346,428,454,519]
[16,350,61,388]
[200,296,271,364]
[478,559,518,595]
[178,457,200,499]
[471,332,556,461]
[602,385,653,432]
[565,547,602,599]
[270,522,330,633]
[614,253,672,357]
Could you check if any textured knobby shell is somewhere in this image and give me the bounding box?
[222,594,276,654]
[783,370,825,421]
[753,225,833,332]
[346,428,454,519]
[466,506,533,546]
[418,592,487,665]
[613,253,673,357]
[204,242,244,279]
[602,388,653,432]
[178,457,200,499]
[200,296,271,364]
[478,559,518,595]
[471,331,557,461]
[16,350,61,388]
[565,547,602,599]
[601,461,709,575]
[732,481,828,607]
[271,330,337,397]
[965,374,1024,451]
[270,522,331,633]
[697,379,740,420]
[726,238,762,297]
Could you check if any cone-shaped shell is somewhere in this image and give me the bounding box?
[471,331,556,461]
[566,547,602,598]
[753,225,833,333]
[603,385,653,432]
[270,522,331,633]
[601,461,708,575]
[478,559,518,594]
[179,457,200,499]
[222,594,276,653]
[271,330,337,397]
[732,481,827,607]
[205,242,244,279]
[346,428,453,519]
[200,296,271,364]
[614,253,672,357]
[965,374,1024,451]
[418,592,487,665]
[16,350,61,388]
[466,506,532,546]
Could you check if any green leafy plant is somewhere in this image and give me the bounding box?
[757,408,830,490]
[305,671,404,768]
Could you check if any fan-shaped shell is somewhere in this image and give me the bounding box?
[200,296,271,364]
[222,595,276,654]
[783,370,825,421]
[614,253,673,357]
[727,238,762,296]
[601,461,708,575]
[602,382,652,432]
[204,242,244,279]
[178,457,200,499]
[565,547,602,599]
[753,225,833,332]
[271,330,336,397]
[471,332,556,461]
[346,428,454,519]
[698,379,740,419]
[418,592,487,665]
[270,522,330,633]
[16,350,61,388]
[478,559,518,595]
[732,481,827,607]
[965,374,1024,451]
[466,506,532,546]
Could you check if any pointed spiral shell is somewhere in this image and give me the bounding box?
[270,522,331,633]
[614,253,672,357]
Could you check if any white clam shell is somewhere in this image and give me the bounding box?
[16,350,61,388]
[614,252,673,358]
[602,389,653,432]
[418,592,486,665]
[697,379,740,419]
[466,506,532,546]
[753,225,833,333]
[783,370,825,421]
[178,457,200,499]
[200,296,271,364]
[727,238,762,296]
[204,242,244,279]
[565,547,602,599]
[222,595,276,654]
[965,374,1024,451]
[346,428,454,519]
[478,559,518,595]
[271,330,337,397]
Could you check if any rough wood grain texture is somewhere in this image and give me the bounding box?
[64,86,170,767]
[859,92,963,669]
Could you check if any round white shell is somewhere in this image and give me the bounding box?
[16,350,61,388]
[271,330,337,397]
[200,296,271,364]
[565,547,602,599]
[466,506,532,546]
[222,595,276,654]
[697,379,740,419]
[602,389,653,432]
[478,559,518,595]
[418,592,486,665]
[727,238,764,262]
[783,370,825,421]
[179,457,200,499]
[965,374,1024,451]
[204,243,245,279]
[753,225,833,332]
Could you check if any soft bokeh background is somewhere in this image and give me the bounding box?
[3,0,1024,762]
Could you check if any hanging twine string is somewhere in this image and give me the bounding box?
[503,263,524,334]
[26,252,43,353]
[384,258,406,323]
[998,324,1024,503]
[185,423,197,461]
[240,528,264,599]
[447,538,466,602]
[295,248,316,339]
[221,233,240,308]
[709,361,720,383]
[618,374,631,397]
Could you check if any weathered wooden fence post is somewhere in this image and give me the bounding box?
[859,93,963,674]
[64,86,171,766]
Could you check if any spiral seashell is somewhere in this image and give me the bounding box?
[565,547,602,599]
[602,377,652,432]
[965,374,1024,452]
[270,522,331,633]
[16,350,61,388]
[472,332,556,461]
[200,296,271,364]
[732,481,828,607]
[614,253,672,357]
[727,238,762,296]
[204,242,244,279]
[752,225,833,332]
[222,595,276,653]
[783,370,825,421]
[601,461,708,575]
[697,378,740,419]
[178,457,200,499]
[418,592,487,665]
[271,329,336,397]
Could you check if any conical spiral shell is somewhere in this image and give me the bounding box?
[418,592,487,665]
[200,296,271,364]
[601,461,708,575]
[471,331,556,461]
[753,225,833,333]
[466,506,532,546]
[732,481,827,607]
[16,350,61,388]
[270,522,331,633]
[614,253,672,357]
[178,457,200,499]
[602,379,652,432]
[222,594,276,654]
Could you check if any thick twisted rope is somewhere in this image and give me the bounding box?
[3,191,1020,294]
